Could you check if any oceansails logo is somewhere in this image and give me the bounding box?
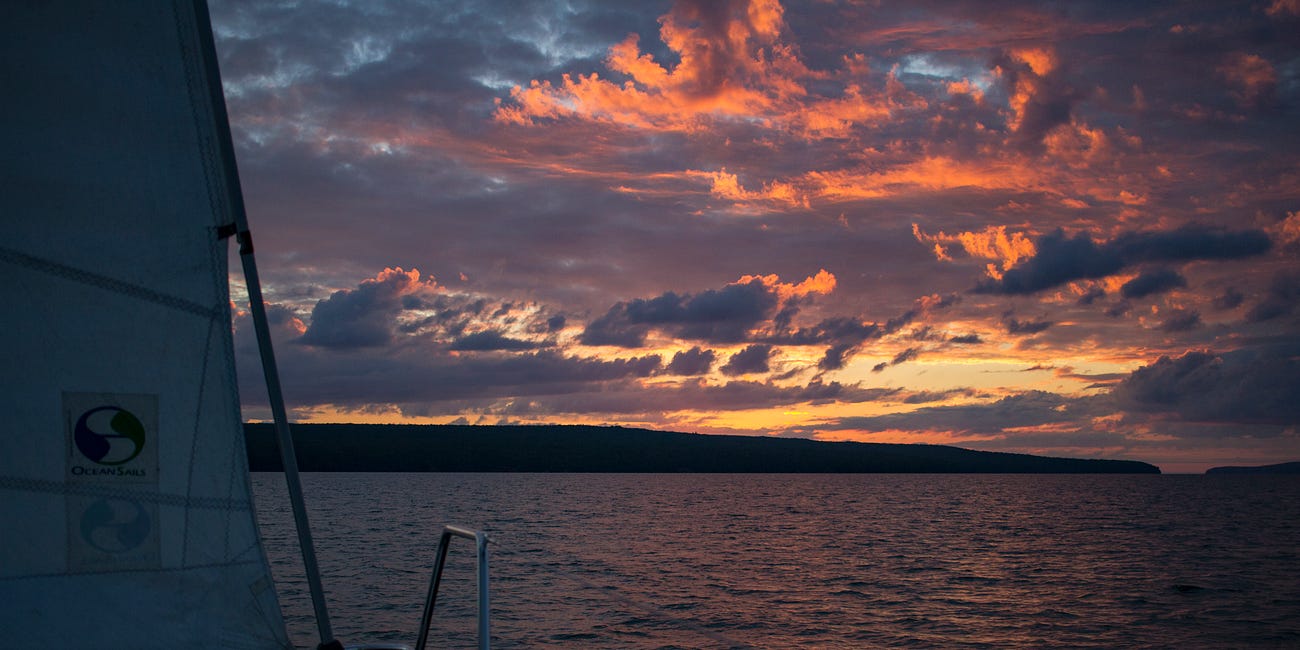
[64,393,157,483]
[74,406,146,466]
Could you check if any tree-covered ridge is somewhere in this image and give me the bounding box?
[246,424,1159,474]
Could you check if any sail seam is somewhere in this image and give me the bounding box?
[182,311,219,566]
[0,246,221,320]
[0,557,271,582]
[175,0,228,230]
[0,476,252,511]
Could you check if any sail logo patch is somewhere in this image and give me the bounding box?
[63,393,162,571]
[74,406,146,466]
[65,393,158,483]
[79,498,152,553]
[67,496,160,571]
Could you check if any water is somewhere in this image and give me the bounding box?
[252,474,1300,648]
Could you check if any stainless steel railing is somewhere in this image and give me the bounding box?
[415,525,491,650]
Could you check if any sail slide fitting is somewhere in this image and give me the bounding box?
[216,222,238,240]
[214,222,252,255]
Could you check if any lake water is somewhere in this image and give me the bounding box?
[252,474,1300,648]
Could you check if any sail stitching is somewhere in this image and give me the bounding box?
[175,0,231,567]
[175,0,229,228]
[0,476,251,511]
[0,247,221,320]
[182,312,219,567]
[0,556,271,583]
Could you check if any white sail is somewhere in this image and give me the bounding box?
[0,2,291,647]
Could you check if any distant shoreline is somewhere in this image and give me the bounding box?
[1205,461,1300,475]
[245,423,1160,474]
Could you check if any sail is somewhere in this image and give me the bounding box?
[0,2,291,647]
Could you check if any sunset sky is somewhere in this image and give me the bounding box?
[211,0,1300,473]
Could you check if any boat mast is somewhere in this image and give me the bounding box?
[191,2,341,648]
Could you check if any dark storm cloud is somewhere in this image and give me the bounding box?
[680,379,898,412]
[1110,227,1273,264]
[891,347,920,365]
[298,269,425,348]
[583,271,852,351]
[1245,270,1300,322]
[451,330,542,351]
[513,378,905,419]
[1157,309,1201,333]
[788,294,960,371]
[234,304,306,356]
[949,430,1134,453]
[870,347,921,373]
[902,389,977,405]
[1212,287,1244,311]
[239,331,665,411]
[813,342,1300,443]
[1112,347,1300,426]
[720,344,774,376]
[978,227,1271,295]
[1003,314,1053,335]
[977,230,1123,295]
[1054,367,1127,383]
[1120,268,1186,299]
[581,278,780,347]
[772,317,881,346]
[829,391,1091,436]
[817,343,855,371]
[993,50,1085,153]
[666,346,717,375]
[290,269,565,354]
[239,309,909,418]
[480,378,839,418]
[949,334,982,344]
[1077,286,1106,305]
[1105,302,1131,318]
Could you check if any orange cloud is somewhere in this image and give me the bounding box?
[487,0,1204,220]
[1011,47,1057,76]
[372,266,430,291]
[1043,120,1116,165]
[1274,210,1300,248]
[1267,0,1300,17]
[792,83,894,137]
[1217,52,1276,108]
[496,0,803,131]
[912,224,1037,279]
[809,155,1044,202]
[736,268,837,300]
[946,78,984,102]
[999,47,1058,133]
[494,0,920,140]
[703,168,808,207]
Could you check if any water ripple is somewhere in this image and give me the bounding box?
[253,473,1300,648]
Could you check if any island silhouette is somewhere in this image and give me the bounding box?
[1205,461,1300,475]
[246,423,1159,473]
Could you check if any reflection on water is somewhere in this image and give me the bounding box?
[252,474,1300,648]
